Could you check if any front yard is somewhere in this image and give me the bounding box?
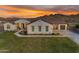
[0,32,79,53]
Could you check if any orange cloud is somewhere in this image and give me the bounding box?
[0,5,79,18]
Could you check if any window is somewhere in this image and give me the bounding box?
[46,26,49,32]
[7,25,10,29]
[32,26,34,32]
[38,26,41,32]
[60,25,65,30]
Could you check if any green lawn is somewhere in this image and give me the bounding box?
[0,31,79,53]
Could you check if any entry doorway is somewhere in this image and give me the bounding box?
[21,23,25,29]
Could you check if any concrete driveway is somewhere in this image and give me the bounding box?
[61,30,79,45]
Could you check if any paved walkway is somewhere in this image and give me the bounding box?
[14,31,66,37]
[61,30,79,45]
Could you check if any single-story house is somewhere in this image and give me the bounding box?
[3,19,68,34]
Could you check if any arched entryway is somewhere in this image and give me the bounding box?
[16,23,27,34]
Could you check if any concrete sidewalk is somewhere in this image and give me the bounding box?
[61,30,79,45]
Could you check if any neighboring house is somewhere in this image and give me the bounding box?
[3,19,68,34]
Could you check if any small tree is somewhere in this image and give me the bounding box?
[75,24,79,29]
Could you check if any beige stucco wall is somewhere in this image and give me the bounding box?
[4,23,17,31]
[27,20,53,34]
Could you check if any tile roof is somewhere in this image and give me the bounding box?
[1,17,67,24]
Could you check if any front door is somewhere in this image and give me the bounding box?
[21,23,25,29]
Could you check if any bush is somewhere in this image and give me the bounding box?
[52,33,60,35]
[75,24,79,29]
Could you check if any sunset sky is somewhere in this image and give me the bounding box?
[0,5,79,18]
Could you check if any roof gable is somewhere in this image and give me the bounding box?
[28,19,52,25]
